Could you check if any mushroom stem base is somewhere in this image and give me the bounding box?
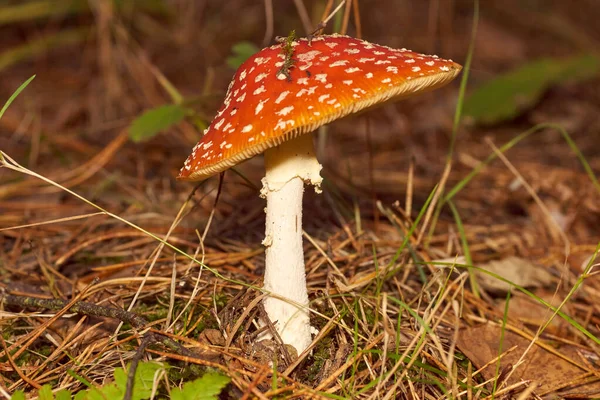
[260,134,322,354]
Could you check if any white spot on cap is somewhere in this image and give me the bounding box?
[202,141,213,150]
[344,48,360,54]
[225,143,232,149]
[343,80,353,85]
[277,73,287,80]
[373,51,385,55]
[386,66,398,73]
[405,59,416,63]
[318,94,330,103]
[345,67,361,73]
[330,60,349,67]
[239,69,247,80]
[236,92,247,102]
[276,105,294,116]
[359,57,375,63]
[214,119,225,130]
[253,85,266,95]
[426,61,435,66]
[297,86,318,97]
[297,50,321,62]
[242,124,253,133]
[297,77,309,85]
[325,83,332,89]
[275,91,290,104]
[275,119,295,130]
[366,72,373,78]
[254,57,269,65]
[375,60,391,65]
[412,66,421,72]
[248,137,255,142]
[440,65,450,71]
[315,73,327,83]
[325,42,338,49]
[255,73,268,83]
[255,99,268,115]
[231,108,237,115]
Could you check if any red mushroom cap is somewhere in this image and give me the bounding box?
[178,34,461,181]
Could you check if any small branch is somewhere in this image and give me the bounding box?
[124,336,152,400]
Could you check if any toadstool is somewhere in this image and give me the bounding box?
[178,34,461,354]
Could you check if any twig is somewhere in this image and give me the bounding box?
[124,336,152,400]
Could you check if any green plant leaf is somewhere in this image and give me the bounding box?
[72,361,164,400]
[55,390,72,400]
[170,373,230,400]
[38,385,55,400]
[129,104,186,142]
[464,54,600,125]
[226,41,259,69]
[114,361,164,400]
[9,391,25,400]
[73,392,85,400]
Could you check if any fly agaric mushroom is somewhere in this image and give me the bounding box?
[178,34,461,354]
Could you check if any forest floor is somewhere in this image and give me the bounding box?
[1,1,600,399]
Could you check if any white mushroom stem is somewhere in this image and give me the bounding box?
[259,133,322,354]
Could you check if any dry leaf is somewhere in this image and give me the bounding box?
[499,290,573,333]
[476,256,554,293]
[457,323,600,397]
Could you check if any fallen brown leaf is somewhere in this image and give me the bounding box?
[476,256,554,293]
[456,323,600,397]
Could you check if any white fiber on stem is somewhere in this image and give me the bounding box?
[259,133,322,354]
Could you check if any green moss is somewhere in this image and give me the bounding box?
[277,30,297,81]
[305,336,332,382]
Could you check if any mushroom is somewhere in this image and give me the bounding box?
[178,34,461,354]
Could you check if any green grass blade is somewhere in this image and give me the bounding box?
[448,200,479,298]
[444,123,600,202]
[448,0,479,159]
[0,75,35,121]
